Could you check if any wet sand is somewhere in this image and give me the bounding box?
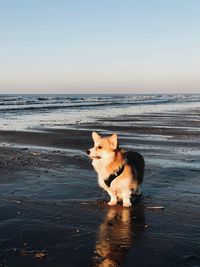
[0,108,200,267]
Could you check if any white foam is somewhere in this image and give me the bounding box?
[0,95,200,131]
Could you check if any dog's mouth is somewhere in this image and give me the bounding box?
[88,155,101,160]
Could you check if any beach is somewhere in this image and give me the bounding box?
[0,95,200,267]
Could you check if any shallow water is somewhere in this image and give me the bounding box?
[1,94,200,131]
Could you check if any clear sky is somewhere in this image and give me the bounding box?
[0,0,200,94]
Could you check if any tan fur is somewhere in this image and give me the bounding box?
[87,132,142,207]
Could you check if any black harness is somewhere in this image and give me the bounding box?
[104,164,125,187]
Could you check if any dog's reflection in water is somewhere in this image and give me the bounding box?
[92,203,145,267]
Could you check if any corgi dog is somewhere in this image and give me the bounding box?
[86,132,145,207]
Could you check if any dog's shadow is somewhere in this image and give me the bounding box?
[92,198,145,267]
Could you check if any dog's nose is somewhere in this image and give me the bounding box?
[86,149,90,155]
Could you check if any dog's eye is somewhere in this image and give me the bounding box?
[98,146,102,149]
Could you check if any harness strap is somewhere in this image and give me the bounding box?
[104,164,125,187]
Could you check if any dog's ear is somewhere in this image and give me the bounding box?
[110,134,118,150]
[92,131,101,143]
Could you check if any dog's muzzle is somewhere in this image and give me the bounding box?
[85,149,101,159]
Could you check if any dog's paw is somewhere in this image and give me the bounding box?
[123,202,132,208]
[108,201,117,206]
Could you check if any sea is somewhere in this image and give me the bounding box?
[0,94,200,131]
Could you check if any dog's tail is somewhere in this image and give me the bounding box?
[125,151,145,184]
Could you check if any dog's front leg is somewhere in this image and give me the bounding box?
[99,179,117,205]
[106,188,118,206]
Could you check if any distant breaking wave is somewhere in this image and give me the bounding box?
[0,94,200,113]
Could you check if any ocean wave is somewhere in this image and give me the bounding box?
[0,94,200,113]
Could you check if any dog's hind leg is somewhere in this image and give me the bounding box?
[133,186,141,196]
[122,189,132,207]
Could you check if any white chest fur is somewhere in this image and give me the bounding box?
[92,159,109,181]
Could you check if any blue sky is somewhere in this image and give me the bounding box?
[0,0,199,93]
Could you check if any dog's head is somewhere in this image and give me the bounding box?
[86,132,118,160]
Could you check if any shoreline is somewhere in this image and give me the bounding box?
[1,97,200,131]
